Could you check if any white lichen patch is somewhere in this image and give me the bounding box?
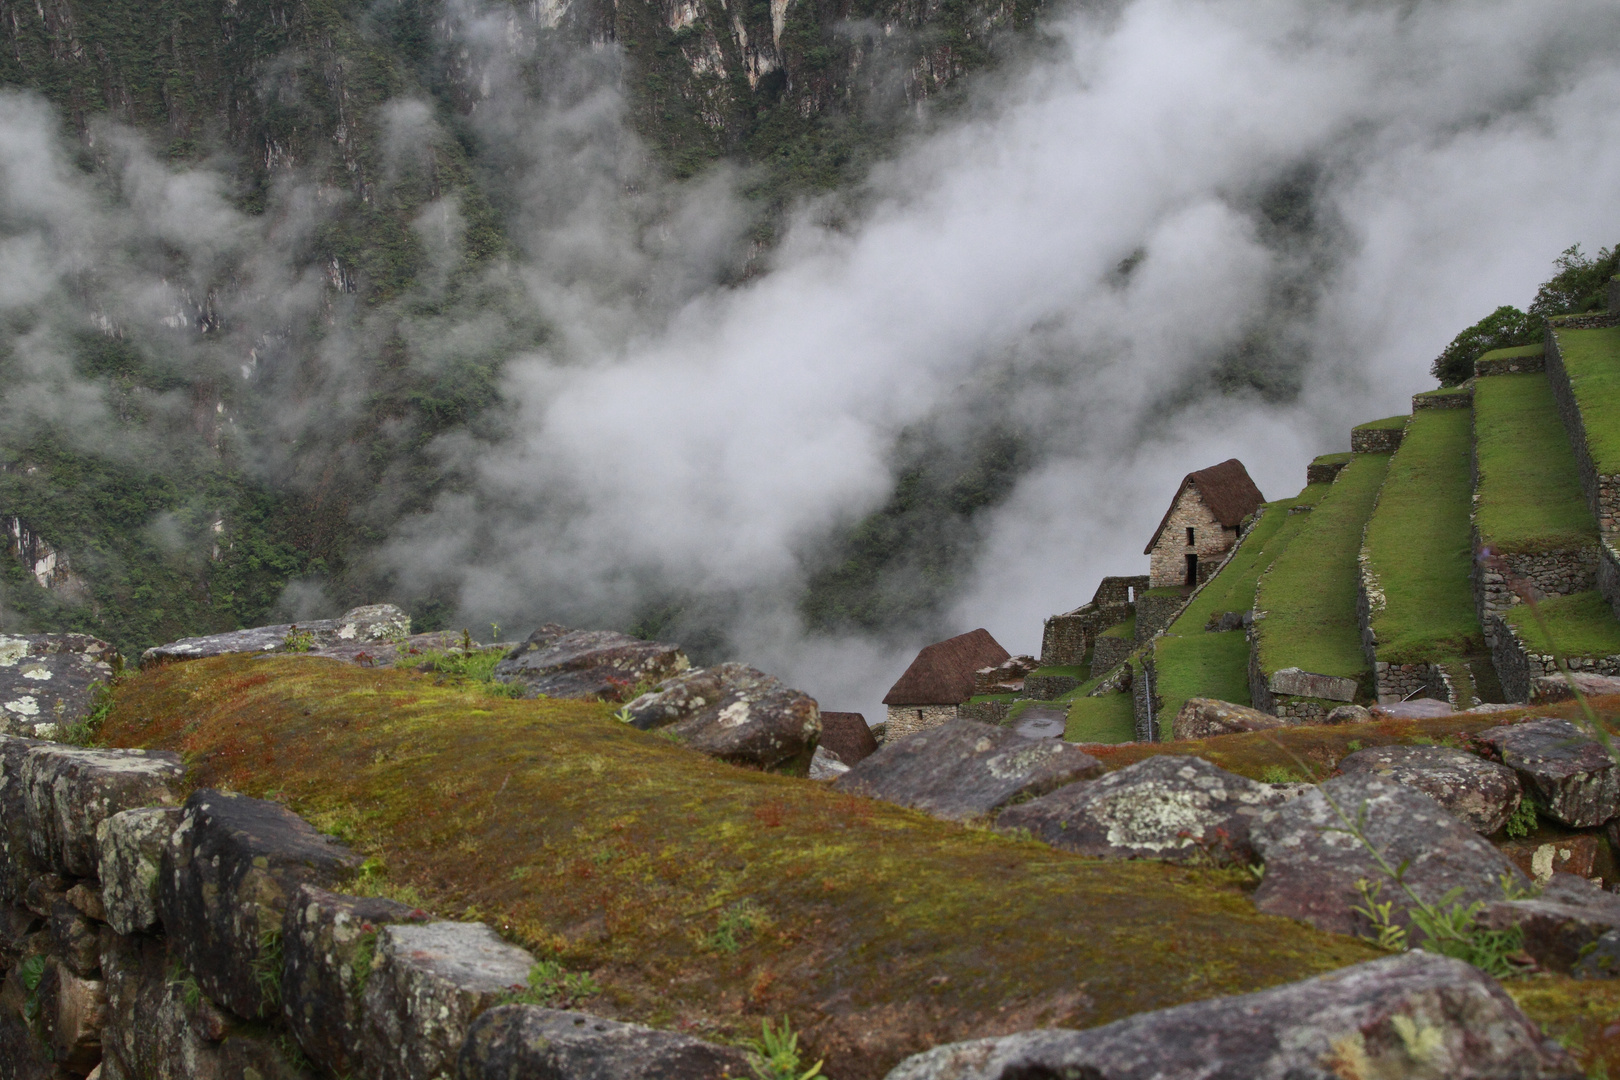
[21,667,52,680]
[717,700,752,728]
[0,638,29,667]
[5,696,39,716]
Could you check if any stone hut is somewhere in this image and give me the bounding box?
[1144,459,1265,589]
[882,628,1010,739]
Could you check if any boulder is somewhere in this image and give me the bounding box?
[1336,744,1521,834]
[1531,672,1620,704]
[140,604,410,667]
[282,884,431,1078]
[458,1005,755,1080]
[1324,703,1373,725]
[1266,667,1358,702]
[817,712,878,768]
[0,734,49,902]
[309,630,471,668]
[18,743,183,880]
[96,807,182,936]
[492,625,689,702]
[1500,835,1604,886]
[833,719,1103,823]
[1170,698,1288,740]
[1478,717,1620,828]
[997,755,1288,864]
[159,790,364,1020]
[621,663,819,768]
[1249,774,1529,936]
[1478,872,1620,976]
[359,921,536,1080]
[807,745,849,781]
[1010,707,1065,741]
[0,633,117,739]
[880,951,1576,1080]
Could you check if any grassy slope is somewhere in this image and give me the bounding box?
[1064,692,1136,743]
[1255,454,1391,680]
[1362,408,1482,664]
[1554,327,1620,471]
[1353,415,1408,432]
[1478,345,1545,363]
[1505,590,1620,658]
[1474,374,1598,554]
[101,656,1378,1078]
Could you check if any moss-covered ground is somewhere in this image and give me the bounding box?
[1504,591,1620,659]
[1553,326,1620,472]
[1063,691,1137,744]
[1474,374,1599,554]
[1361,408,1483,665]
[1254,454,1391,681]
[100,656,1384,1078]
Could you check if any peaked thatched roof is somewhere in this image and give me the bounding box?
[1143,458,1265,554]
[883,629,1011,705]
[819,712,878,766]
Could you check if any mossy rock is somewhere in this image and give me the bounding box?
[97,655,1381,1077]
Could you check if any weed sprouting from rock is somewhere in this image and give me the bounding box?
[498,960,601,1008]
[1502,797,1538,839]
[746,1017,824,1080]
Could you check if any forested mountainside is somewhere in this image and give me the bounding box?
[0,0,1038,657]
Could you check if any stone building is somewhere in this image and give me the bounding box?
[882,628,1010,739]
[1143,459,1265,588]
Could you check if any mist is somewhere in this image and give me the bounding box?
[2,0,1619,725]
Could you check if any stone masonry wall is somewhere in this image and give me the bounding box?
[1487,615,1620,703]
[1147,490,1238,589]
[1089,635,1135,679]
[0,736,748,1080]
[1131,656,1158,742]
[1475,351,1544,378]
[1306,459,1348,485]
[1474,546,1597,649]
[1546,322,1620,538]
[1350,426,1405,454]
[1038,575,1147,666]
[884,704,960,740]
[1600,541,1620,623]
[1135,593,1188,644]
[1412,390,1471,411]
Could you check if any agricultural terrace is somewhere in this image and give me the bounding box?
[1062,688,1136,744]
[1503,590,1620,659]
[1553,326,1620,471]
[1473,374,1599,553]
[1254,453,1391,680]
[1361,408,1482,665]
[1353,415,1408,432]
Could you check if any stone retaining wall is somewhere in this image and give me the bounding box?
[1473,545,1597,649]
[1305,459,1348,485]
[1134,593,1186,644]
[957,699,1013,725]
[1412,390,1471,411]
[1089,635,1135,679]
[1546,324,1620,537]
[0,737,745,1080]
[1038,575,1147,666]
[1600,541,1620,623]
[884,704,959,741]
[1131,656,1158,742]
[1487,615,1620,703]
[1023,673,1080,699]
[1350,426,1404,454]
[1475,352,1544,377]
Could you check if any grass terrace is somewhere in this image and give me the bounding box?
[1360,408,1482,665]
[1553,326,1620,471]
[1098,615,1136,641]
[1413,386,1471,402]
[1254,453,1391,681]
[1152,632,1250,721]
[1064,685,1137,743]
[1478,344,1545,364]
[1473,374,1599,554]
[1353,415,1408,432]
[1503,590,1620,659]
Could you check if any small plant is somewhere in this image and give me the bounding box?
[709,899,769,954]
[167,957,204,1007]
[499,960,601,1008]
[19,954,45,1021]
[60,681,116,746]
[352,928,381,999]
[1503,796,1538,839]
[746,1017,824,1080]
[254,925,285,1006]
[612,704,636,723]
[283,625,317,652]
[1351,879,1407,951]
[1258,764,1309,784]
[1345,739,1364,752]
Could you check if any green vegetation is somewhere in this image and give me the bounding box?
[1064,692,1136,744]
[1552,326,1620,472]
[1254,453,1391,680]
[98,655,1381,1073]
[1505,591,1620,658]
[1152,633,1252,721]
[1353,415,1408,432]
[1478,344,1545,365]
[1361,408,1482,665]
[500,960,602,1009]
[1473,375,1599,554]
[746,1017,824,1080]
[1098,616,1136,640]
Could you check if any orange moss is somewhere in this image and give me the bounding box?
[100,655,1384,1078]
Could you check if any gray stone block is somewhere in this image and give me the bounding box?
[458,1006,754,1080]
[0,633,118,740]
[96,807,182,937]
[1170,698,1287,740]
[1266,667,1358,703]
[1478,717,1620,828]
[622,663,820,768]
[493,625,689,702]
[1336,745,1521,834]
[19,744,183,879]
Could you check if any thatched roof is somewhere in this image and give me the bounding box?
[883,629,1010,706]
[819,712,878,766]
[1143,458,1265,554]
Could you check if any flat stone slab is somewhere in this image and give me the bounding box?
[998,755,1289,864]
[17,743,183,879]
[493,624,689,702]
[1170,698,1288,740]
[160,789,364,1020]
[1479,872,1620,976]
[1373,698,1456,719]
[1478,717,1620,828]
[360,921,536,1080]
[1267,667,1358,702]
[1010,707,1066,741]
[141,604,410,667]
[1532,672,1620,703]
[622,662,820,768]
[881,951,1576,1080]
[310,630,472,668]
[459,1005,754,1079]
[833,719,1103,823]
[0,633,117,739]
[1250,773,1529,936]
[1336,744,1522,834]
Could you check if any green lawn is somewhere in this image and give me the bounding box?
[1254,452,1392,679]
[1473,374,1598,554]
[1413,387,1470,402]
[1354,415,1408,432]
[1553,327,1620,472]
[1152,632,1252,721]
[1065,691,1137,744]
[1504,590,1620,658]
[1361,408,1483,664]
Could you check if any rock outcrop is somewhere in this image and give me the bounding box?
[882,951,1576,1079]
[621,662,819,768]
[1336,744,1522,834]
[1478,717,1620,828]
[997,755,1289,864]
[0,634,118,740]
[834,719,1103,822]
[141,604,411,667]
[493,625,689,702]
[1170,697,1288,740]
[1479,871,1620,977]
[459,1005,755,1079]
[1531,671,1620,703]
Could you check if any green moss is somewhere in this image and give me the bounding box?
[1508,978,1620,1078]
[1362,408,1483,665]
[1504,591,1620,659]
[1254,454,1390,680]
[98,656,1380,1071]
[1352,415,1408,431]
[1553,327,1620,472]
[1064,692,1137,744]
[1473,375,1599,554]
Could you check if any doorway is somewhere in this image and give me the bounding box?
[1184,553,1198,587]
